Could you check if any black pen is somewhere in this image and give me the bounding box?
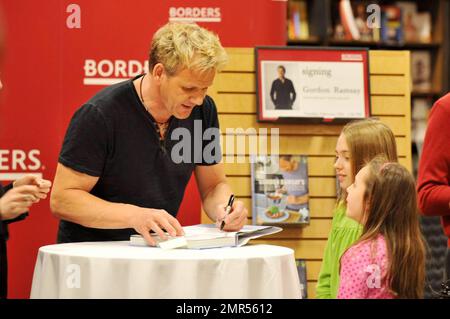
[220,194,235,231]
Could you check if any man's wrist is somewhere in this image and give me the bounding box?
[123,204,143,228]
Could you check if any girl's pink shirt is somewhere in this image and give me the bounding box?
[338,234,396,299]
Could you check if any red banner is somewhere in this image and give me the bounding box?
[0,0,286,298]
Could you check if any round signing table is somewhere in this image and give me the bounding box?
[30,242,302,299]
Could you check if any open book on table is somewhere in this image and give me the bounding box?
[129,224,282,249]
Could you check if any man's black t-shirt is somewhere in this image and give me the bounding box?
[57,75,221,243]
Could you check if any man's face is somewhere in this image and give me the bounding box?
[159,67,215,119]
[277,67,285,79]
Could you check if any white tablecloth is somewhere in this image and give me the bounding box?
[30,242,301,299]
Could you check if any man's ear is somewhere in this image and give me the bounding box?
[152,63,165,82]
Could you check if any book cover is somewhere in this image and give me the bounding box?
[411,50,431,91]
[353,2,374,41]
[130,224,282,249]
[251,155,310,226]
[381,5,403,43]
[298,1,309,40]
[396,1,419,42]
[296,259,308,299]
[288,0,309,40]
[412,98,431,157]
[415,12,431,43]
[396,2,432,43]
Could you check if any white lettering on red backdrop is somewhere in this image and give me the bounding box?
[169,7,221,22]
[83,59,148,86]
[0,149,43,181]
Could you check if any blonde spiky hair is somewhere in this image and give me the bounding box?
[149,22,228,76]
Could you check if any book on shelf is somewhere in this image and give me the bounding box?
[411,50,432,91]
[288,0,309,40]
[412,98,432,158]
[296,259,308,299]
[381,5,403,43]
[415,12,432,43]
[130,224,282,249]
[251,155,310,226]
[354,1,376,41]
[396,1,418,42]
[396,1,432,43]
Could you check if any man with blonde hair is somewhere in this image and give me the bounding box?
[51,22,248,245]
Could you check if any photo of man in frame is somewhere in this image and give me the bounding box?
[269,65,297,110]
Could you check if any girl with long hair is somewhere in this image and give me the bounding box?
[316,118,398,298]
[338,157,425,298]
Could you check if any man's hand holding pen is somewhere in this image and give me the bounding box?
[215,194,248,232]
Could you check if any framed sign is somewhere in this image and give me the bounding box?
[256,46,370,123]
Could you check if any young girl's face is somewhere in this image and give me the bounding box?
[346,165,369,223]
[334,133,353,191]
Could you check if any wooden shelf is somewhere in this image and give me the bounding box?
[327,39,441,50]
[287,36,321,46]
[411,91,442,98]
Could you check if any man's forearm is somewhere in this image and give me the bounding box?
[51,189,138,229]
[202,182,233,222]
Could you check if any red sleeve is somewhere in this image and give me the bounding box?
[417,97,450,216]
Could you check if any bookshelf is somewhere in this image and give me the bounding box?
[287,0,450,177]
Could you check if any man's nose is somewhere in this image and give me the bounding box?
[190,91,205,106]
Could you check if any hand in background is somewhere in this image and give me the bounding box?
[13,174,52,200]
[0,185,41,220]
[0,175,52,221]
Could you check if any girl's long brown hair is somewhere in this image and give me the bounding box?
[358,157,426,298]
[338,118,398,203]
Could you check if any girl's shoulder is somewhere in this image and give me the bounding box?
[343,234,388,264]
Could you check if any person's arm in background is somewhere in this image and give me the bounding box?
[195,163,247,231]
[417,97,450,216]
[289,79,296,105]
[270,80,277,105]
[0,175,50,222]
